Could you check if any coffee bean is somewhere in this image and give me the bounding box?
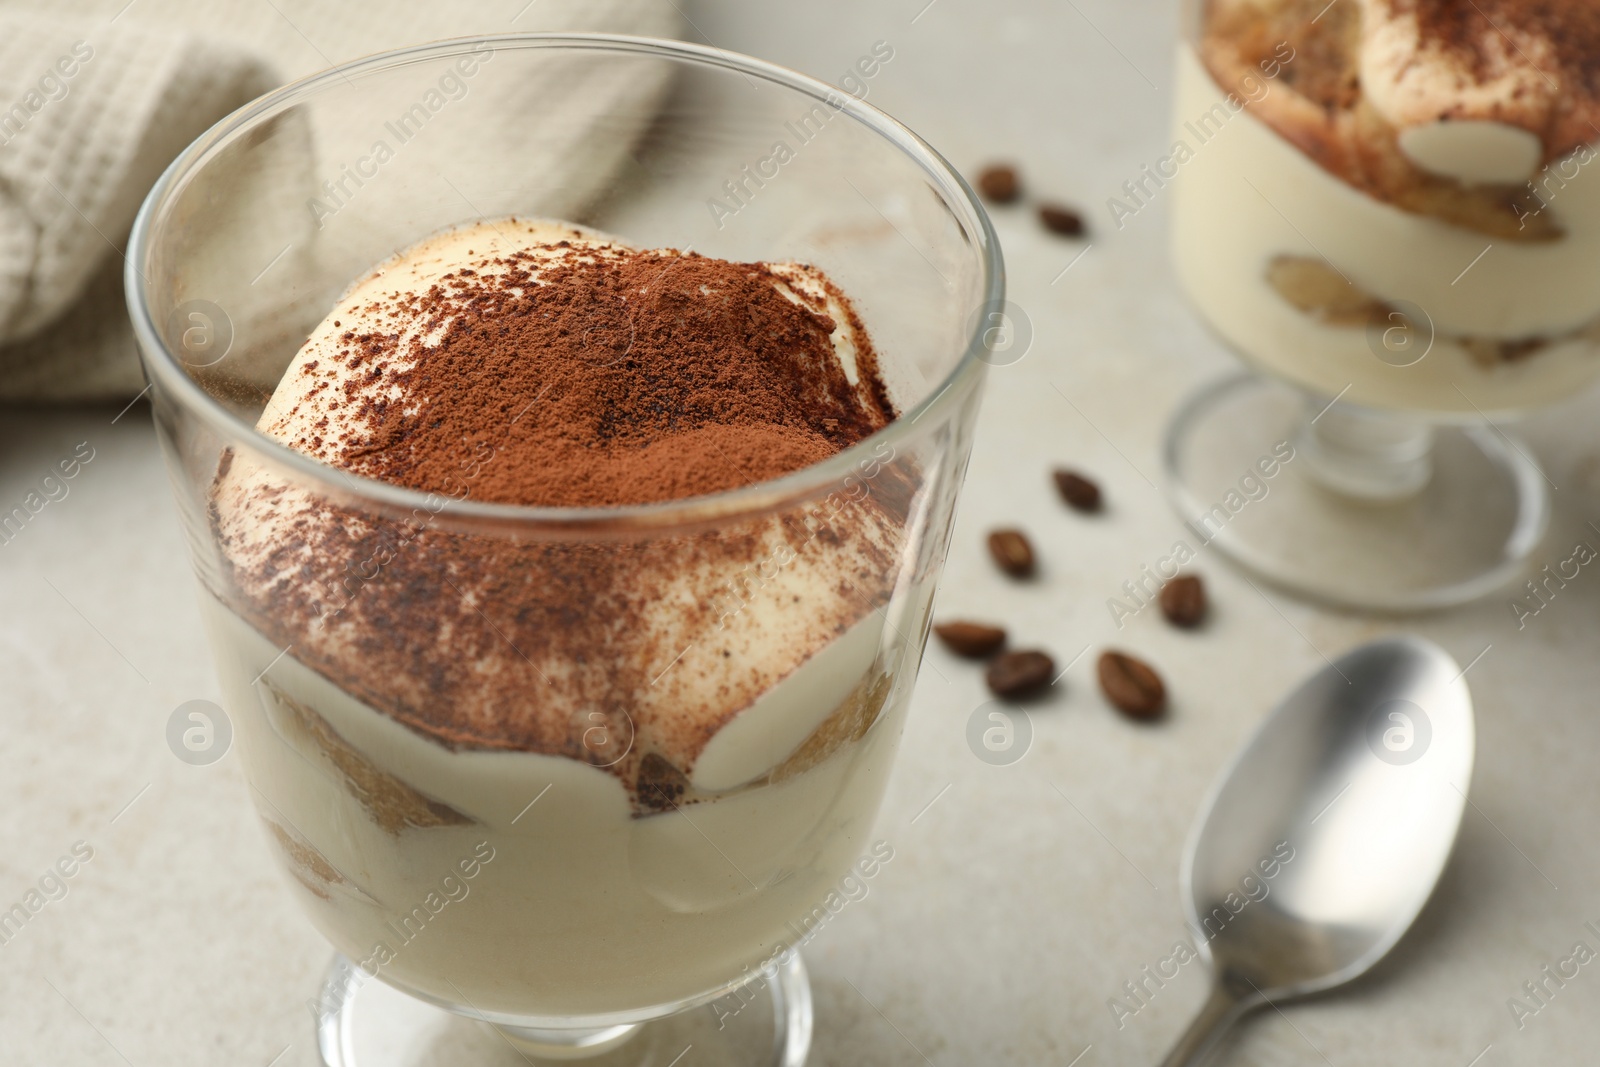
[987,529,1035,578]
[1053,469,1102,512]
[986,650,1055,699]
[1159,575,1207,629]
[976,164,1021,204]
[1038,203,1086,237]
[934,620,1007,658]
[1098,651,1166,720]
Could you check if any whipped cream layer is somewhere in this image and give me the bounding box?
[209,598,916,1017]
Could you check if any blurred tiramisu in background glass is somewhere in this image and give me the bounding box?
[1165,0,1596,610]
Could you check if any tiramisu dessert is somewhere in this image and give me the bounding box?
[1172,0,1600,415]
[204,218,921,1018]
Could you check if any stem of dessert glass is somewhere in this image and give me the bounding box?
[494,1022,641,1059]
[1295,395,1434,502]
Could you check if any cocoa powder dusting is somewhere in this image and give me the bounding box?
[212,225,912,813]
[336,245,892,505]
[1391,0,1600,89]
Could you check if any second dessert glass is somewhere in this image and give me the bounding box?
[127,34,997,1067]
[1163,0,1595,610]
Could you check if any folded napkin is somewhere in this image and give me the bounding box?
[0,0,678,402]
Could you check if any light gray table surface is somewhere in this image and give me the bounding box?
[3,1,1599,1064]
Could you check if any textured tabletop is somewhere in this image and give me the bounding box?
[3,1,1599,1065]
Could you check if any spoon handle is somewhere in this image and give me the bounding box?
[1156,981,1246,1067]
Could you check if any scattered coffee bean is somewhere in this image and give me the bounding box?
[934,620,1007,658]
[1098,651,1166,720]
[1038,203,1086,237]
[1159,575,1207,629]
[976,163,1021,204]
[986,650,1055,699]
[1052,469,1102,512]
[987,529,1036,578]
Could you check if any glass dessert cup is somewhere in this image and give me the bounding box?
[126,35,997,1066]
[1160,0,1600,611]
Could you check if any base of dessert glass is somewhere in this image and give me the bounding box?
[314,953,812,1067]
[1163,374,1549,612]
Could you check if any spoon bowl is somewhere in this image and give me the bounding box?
[1160,636,1475,1066]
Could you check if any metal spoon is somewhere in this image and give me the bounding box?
[1159,636,1475,1066]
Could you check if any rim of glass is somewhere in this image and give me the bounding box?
[126,32,1001,532]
